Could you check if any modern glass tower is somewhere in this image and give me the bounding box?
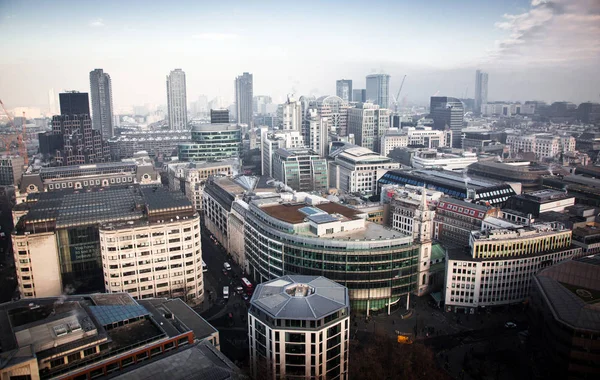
[235,72,253,126]
[89,69,114,138]
[167,69,188,130]
[430,96,465,148]
[336,79,352,102]
[366,74,391,108]
[474,70,488,115]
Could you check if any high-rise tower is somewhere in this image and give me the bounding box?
[366,74,391,108]
[89,69,114,138]
[59,91,90,116]
[166,69,188,130]
[336,79,353,102]
[430,96,464,149]
[474,70,488,115]
[235,72,253,126]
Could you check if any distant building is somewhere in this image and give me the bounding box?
[167,69,188,130]
[461,130,506,153]
[410,149,478,171]
[474,70,488,114]
[51,114,111,166]
[381,127,452,156]
[108,130,191,160]
[506,133,576,159]
[306,106,329,157]
[347,102,390,153]
[178,123,241,162]
[0,293,225,380]
[248,276,350,380]
[253,95,272,114]
[59,91,90,116]
[430,96,464,148]
[315,95,351,137]
[210,108,229,124]
[352,89,366,103]
[278,96,302,131]
[89,68,114,138]
[467,160,559,190]
[0,156,24,186]
[503,189,576,220]
[235,72,253,126]
[272,147,328,192]
[336,79,353,102]
[434,198,499,248]
[577,102,600,124]
[260,130,304,177]
[366,74,390,108]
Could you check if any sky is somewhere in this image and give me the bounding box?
[0,0,599,111]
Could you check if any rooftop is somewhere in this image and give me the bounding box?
[471,223,566,241]
[261,202,361,224]
[251,276,349,320]
[191,123,241,132]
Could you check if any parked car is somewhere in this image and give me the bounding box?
[223,262,231,271]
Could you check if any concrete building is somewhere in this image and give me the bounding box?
[503,189,576,221]
[315,95,350,138]
[253,95,272,114]
[430,97,464,148]
[59,91,90,116]
[235,72,253,126]
[380,127,452,156]
[410,149,478,171]
[328,143,399,194]
[467,160,559,190]
[108,130,192,159]
[0,293,226,380]
[260,130,304,177]
[461,129,506,153]
[210,108,230,124]
[480,102,525,117]
[506,133,576,159]
[306,106,329,157]
[248,275,350,380]
[12,186,200,299]
[0,155,24,186]
[366,74,390,108]
[167,69,188,130]
[272,147,328,192]
[444,223,582,313]
[89,68,114,138]
[336,79,353,102]
[572,223,600,255]
[50,114,111,166]
[347,102,390,153]
[474,70,488,114]
[244,194,423,313]
[278,96,302,131]
[434,198,499,248]
[178,123,241,162]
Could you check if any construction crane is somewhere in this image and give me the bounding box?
[0,99,28,164]
[391,75,407,113]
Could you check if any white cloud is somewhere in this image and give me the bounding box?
[488,0,600,65]
[89,19,105,28]
[191,33,239,41]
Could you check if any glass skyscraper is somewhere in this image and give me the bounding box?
[366,74,391,109]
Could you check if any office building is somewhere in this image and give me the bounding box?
[467,160,559,190]
[210,108,230,124]
[235,72,253,126]
[59,91,90,116]
[380,127,452,156]
[577,102,600,124]
[244,195,422,313]
[474,70,488,114]
[306,106,329,157]
[328,143,399,194]
[177,123,241,162]
[352,89,366,103]
[347,102,390,153]
[272,147,328,192]
[378,169,519,206]
[0,156,24,186]
[430,96,465,148]
[167,69,188,130]
[383,184,444,238]
[410,149,478,171]
[434,198,499,248]
[506,133,576,159]
[0,293,227,380]
[336,79,353,102]
[89,68,114,138]
[108,130,192,159]
[366,74,390,108]
[529,255,600,379]
[278,96,302,131]
[260,130,304,177]
[254,95,272,114]
[502,189,576,222]
[315,95,351,137]
[444,223,582,313]
[248,275,350,380]
[480,102,527,117]
[12,186,201,299]
[50,114,111,166]
[462,129,506,153]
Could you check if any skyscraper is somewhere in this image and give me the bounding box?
[352,88,367,103]
[430,96,464,148]
[347,102,390,153]
[47,88,57,115]
[166,69,188,130]
[59,91,90,116]
[336,79,353,102]
[366,74,391,108]
[474,69,488,115]
[235,72,253,126]
[89,69,114,138]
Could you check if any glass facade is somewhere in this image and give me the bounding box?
[178,127,241,162]
[245,210,419,312]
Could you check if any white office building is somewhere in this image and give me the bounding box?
[347,102,390,153]
[410,149,478,171]
[278,96,302,131]
[380,127,452,156]
[261,130,304,177]
[506,133,576,159]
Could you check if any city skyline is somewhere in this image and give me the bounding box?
[1,0,599,110]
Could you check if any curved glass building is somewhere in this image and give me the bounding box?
[244,197,419,312]
[178,123,241,162]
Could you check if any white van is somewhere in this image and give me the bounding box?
[223,286,229,299]
[223,262,231,271]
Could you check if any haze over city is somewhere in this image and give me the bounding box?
[1,0,599,109]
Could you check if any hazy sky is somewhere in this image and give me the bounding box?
[1,0,599,111]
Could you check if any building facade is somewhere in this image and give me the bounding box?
[210,108,230,124]
[430,96,464,148]
[336,79,353,102]
[380,127,452,156]
[506,133,576,159]
[433,198,498,248]
[474,70,488,115]
[410,149,478,171]
[51,114,111,166]
[108,130,192,159]
[235,72,253,126]
[366,74,390,108]
[178,123,241,162]
[352,89,366,103]
[0,156,24,186]
[278,96,303,131]
[167,69,188,130]
[89,68,114,138]
[260,130,304,177]
[272,148,328,192]
[248,275,350,380]
[347,102,390,153]
[59,91,90,116]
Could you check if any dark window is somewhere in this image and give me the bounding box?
[50,357,65,368]
[150,346,162,357]
[121,356,134,367]
[67,352,81,362]
[106,363,119,373]
[90,368,104,379]
[164,342,175,351]
[136,352,148,362]
[84,347,97,357]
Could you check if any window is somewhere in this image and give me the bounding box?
[50,357,65,368]
[84,347,97,357]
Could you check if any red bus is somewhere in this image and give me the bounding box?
[241,277,253,294]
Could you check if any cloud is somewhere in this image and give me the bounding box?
[488,0,600,66]
[191,33,239,41]
[89,18,105,28]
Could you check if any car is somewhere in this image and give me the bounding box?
[235,286,244,295]
[504,322,517,329]
[223,262,231,271]
[223,286,229,299]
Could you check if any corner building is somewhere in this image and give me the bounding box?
[248,275,350,380]
[245,197,419,313]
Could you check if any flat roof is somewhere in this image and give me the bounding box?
[251,276,349,320]
[261,202,361,224]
